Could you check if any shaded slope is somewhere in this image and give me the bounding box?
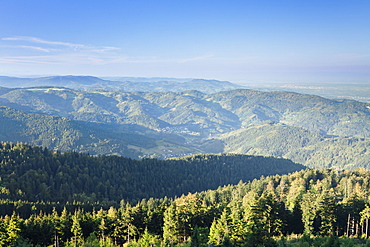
[0,143,305,203]
[0,106,157,158]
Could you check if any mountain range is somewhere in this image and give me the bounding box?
[0,75,244,93]
[0,76,369,169]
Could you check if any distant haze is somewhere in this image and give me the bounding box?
[1,1,369,83]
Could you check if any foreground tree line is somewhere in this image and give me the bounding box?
[2,168,370,246]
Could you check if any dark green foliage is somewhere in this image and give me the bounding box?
[190,226,208,247]
[0,142,304,205]
[221,234,234,247]
[322,235,340,247]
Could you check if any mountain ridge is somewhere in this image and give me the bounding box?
[0,86,369,168]
[0,75,245,94]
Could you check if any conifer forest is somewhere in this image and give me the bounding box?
[0,142,370,246]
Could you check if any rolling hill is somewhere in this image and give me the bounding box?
[0,86,369,168]
[0,106,159,158]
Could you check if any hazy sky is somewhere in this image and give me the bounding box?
[1,0,369,84]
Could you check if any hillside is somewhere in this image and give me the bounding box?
[0,106,162,158]
[1,87,368,137]
[0,87,369,168]
[219,122,370,169]
[0,142,305,203]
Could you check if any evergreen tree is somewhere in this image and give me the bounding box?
[301,192,317,235]
[190,226,208,247]
[71,211,83,246]
[243,195,277,246]
[316,190,337,235]
[0,219,8,246]
[163,204,180,245]
[208,208,230,246]
[5,213,21,246]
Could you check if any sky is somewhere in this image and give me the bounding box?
[0,0,369,84]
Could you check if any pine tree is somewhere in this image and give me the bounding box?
[71,211,83,246]
[208,208,230,246]
[317,190,337,236]
[243,194,279,246]
[0,219,8,246]
[5,213,21,246]
[301,192,317,235]
[360,205,370,238]
[163,203,180,245]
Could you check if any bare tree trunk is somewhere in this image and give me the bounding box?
[347,214,351,236]
[352,217,355,236]
[54,233,59,247]
[128,224,130,243]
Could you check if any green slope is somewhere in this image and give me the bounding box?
[218,122,370,169]
[0,142,305,203]
[0,106,158,158]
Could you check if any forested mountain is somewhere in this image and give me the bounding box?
[220,123,370,169]
[0,106,183,158]
[0,86,369,168]
[1,87,368,137]
[0,75,244,93]
[0,142,304,204]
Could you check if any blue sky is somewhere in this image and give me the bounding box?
[0,0,369,84]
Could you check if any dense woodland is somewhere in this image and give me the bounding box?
[0,142,303,204]
[2,161,370,246]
